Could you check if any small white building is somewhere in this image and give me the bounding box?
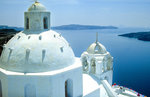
[0,1,144,97]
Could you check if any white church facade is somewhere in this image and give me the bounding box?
[0,1,144,97]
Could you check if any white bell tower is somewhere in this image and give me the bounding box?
[81,33,113,85]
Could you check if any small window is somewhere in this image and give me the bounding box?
[42,49,46,62]
[91,59,96,74]
[25,49,30,62]
[26,18,29,29]
[60,47,63,53]
[65,79,73,97]
[82,57,89,71]
[43,17,48,29]
[18,36,21,40]
[102,65,104,72]
[28,36,31,39]
[39,35,42,40]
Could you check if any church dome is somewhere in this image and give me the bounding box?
[0,30,75,73]
[28,2,46,12]
[87,42,107,54]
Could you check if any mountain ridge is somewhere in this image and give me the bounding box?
[51,24,118,30]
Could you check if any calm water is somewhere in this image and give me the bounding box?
[56,28,150,96]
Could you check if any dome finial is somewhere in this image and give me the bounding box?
[96,32,98,43]
[34,0,38,3]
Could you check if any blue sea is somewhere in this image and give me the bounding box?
[56,28,150,96]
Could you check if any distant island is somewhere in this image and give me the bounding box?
[0,25,24,31]
[119,31,150,41]
[0,24,118,31]
[51,24,118,30]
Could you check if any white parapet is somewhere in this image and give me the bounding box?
[101,80,118,97]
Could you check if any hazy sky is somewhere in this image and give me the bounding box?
[0,0,150,27]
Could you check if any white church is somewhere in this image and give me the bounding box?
[0,1,144,97]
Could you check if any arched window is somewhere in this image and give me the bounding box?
[0,80,2,97]
[26,18,29,29]
[102,65,104,72]
[107,57,113,70]
[82,57,89,71]
[90,59,96,74]
[65,79,73,97]
[24,84,36,97]
[43,17,48,29]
